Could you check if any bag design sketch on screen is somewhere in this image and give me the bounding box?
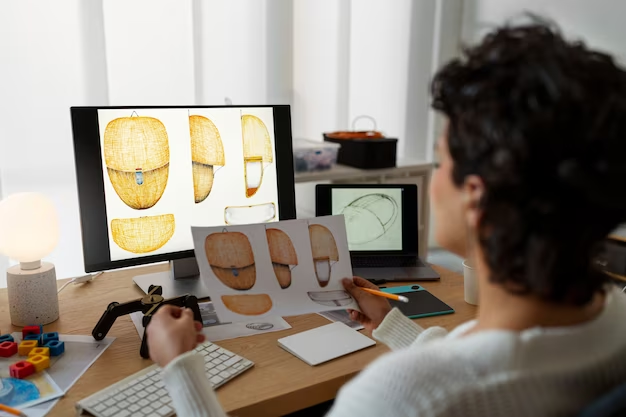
[308,224,339,288]
[241,114,274,198]
[266,228,298,289]
[104,113,170,210]
[342,193,398,245]
[111,214,175,254]
[204,231,256,290]
[224,202,276,225]
[189,115,226,204]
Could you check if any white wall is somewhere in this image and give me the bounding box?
[0,0,109,280]
[462,0,626,64]
[194,0,292,106]
[103,0,196,105]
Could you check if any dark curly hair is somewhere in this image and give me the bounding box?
[431,18,626,305]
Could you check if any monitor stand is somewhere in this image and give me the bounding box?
[133,257,211,300]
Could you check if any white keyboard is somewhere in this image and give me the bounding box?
[77,342,254,417]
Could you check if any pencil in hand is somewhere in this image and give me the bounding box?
[359,287,409,303]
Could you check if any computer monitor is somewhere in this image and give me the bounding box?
[70,105,296,298]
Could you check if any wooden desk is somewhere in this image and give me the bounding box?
[0,264,476,416]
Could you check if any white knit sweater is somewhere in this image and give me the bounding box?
[162,286,626,417]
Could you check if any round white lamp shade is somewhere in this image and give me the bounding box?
[0,193,60,326]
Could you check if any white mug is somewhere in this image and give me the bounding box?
[462,260,479,305]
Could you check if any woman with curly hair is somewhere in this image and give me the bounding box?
[146,19,626,417]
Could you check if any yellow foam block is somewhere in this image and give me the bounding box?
[28,347,50,358]
[18,340,39,356]
[27,355,50,372]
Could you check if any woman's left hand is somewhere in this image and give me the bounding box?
[146,305,206,367]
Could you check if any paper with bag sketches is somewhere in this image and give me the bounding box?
[191,215,358,322]
[130,301,292,342]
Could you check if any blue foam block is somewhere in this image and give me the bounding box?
[0,334,14,343]
[45,340,64,356]
[41,332,59,346]
[24,334,40,342]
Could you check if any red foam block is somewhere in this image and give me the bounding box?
[9,360,35,379]
[0,341,17,357]
[22,325,41,338]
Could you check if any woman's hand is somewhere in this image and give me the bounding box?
[342,277,392,332]
[146,305,206,368]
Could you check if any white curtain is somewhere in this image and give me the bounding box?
[0,0,458,280]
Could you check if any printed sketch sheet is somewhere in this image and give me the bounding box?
[130,301,292,343]
[192,215,358,322]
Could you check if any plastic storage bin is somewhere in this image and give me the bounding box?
[293,139,340,172]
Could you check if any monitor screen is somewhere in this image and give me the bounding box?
[331,188,403,251]
[71,105,296,272]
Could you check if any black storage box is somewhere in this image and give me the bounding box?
[323,135,397,169]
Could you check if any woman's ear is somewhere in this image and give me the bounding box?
[463,175,485,229]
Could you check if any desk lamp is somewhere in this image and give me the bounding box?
[0,193,60,326]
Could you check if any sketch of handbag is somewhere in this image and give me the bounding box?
[308,224,339,287]
[224,202,276,225]
[266,228,298,289]
[204,231,256,290]
[307,290,353,307]
[104,113,170,210]
[341,193,398,245]
[111,214,175,253]
[241,114,274,198]
[190,115,225,203]
[221,294,273,315]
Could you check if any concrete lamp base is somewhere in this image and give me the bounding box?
[6,262,59,326]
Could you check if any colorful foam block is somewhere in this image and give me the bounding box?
[45,340,65,356]
[29,347,50,358]
[24,334,40,342]
[18,340,39,356]
[10,361,36,379]
[0,341,17,357]
[27,355,50,372]
[22,325,41,338]
[41,332,59,345]
[0,334,14,343]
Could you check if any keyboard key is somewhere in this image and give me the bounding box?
[129,404,140,412]
[219,371,231,379]
[147,370,158,377]
[147,393,159,402]
[155,381,164,388]
[138,398,150,407]
[157,405,173,416]
[224,357,242,367]
[209,352,219,359]
[219,354,230,362]
[128,395,139,403]
[145,386,157,393]
[216,364,226,371]
[208,344,219,352]
[115,411,130,417]
[118,400,130,409]
[156,388,167,397]
[210,375,223,385]
[104,398,116,407]
[94,403,106,412]
[103,406,119,416]
[131,413,143,417]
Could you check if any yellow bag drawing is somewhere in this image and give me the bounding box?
[104,115,170,210]
[190,115,225,203]
[111,214,175,253]
[221,294,273,316]
[266,228,298,289]
[241,115,273,198]
[309,224,339,287]
[205,231,256,290]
